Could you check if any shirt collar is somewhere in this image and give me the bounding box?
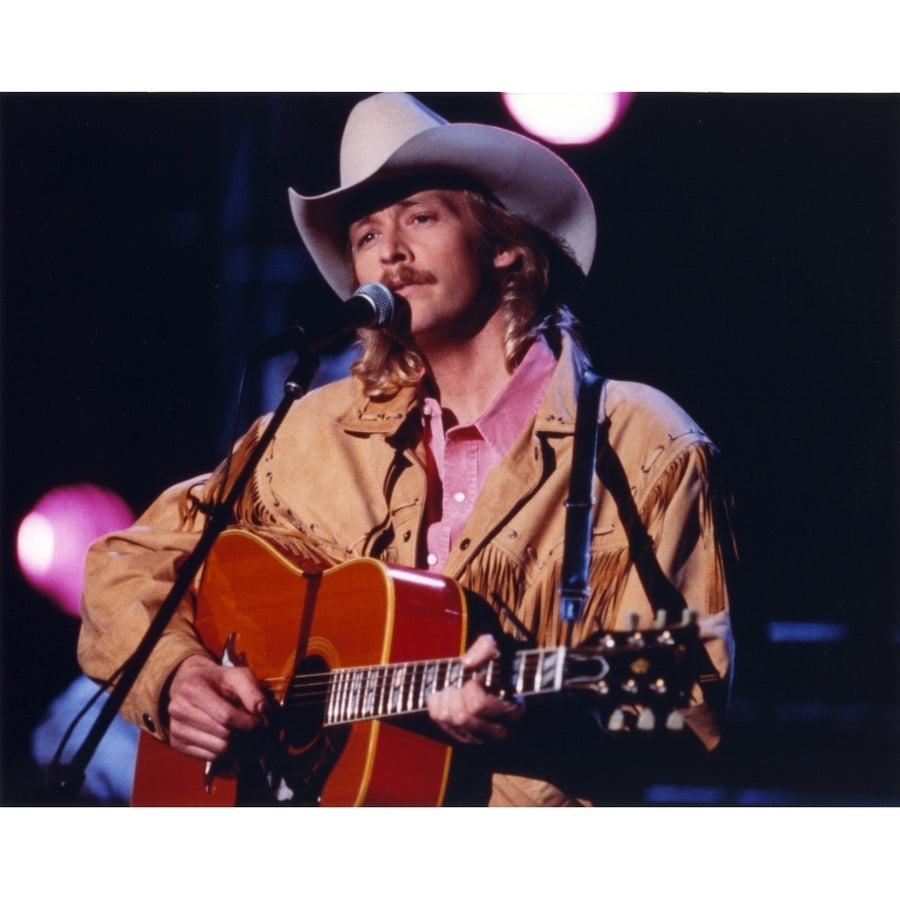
[470,337,558,457]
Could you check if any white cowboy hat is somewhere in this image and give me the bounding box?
[288,93,597,300]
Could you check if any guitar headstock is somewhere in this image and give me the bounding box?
[567,609,701,733]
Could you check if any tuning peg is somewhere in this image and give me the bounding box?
[637,708,656,731]
[628,612,640,631]
[608,709,626,731]
[654,609,668,628]
[627,632,646,649]
[665,710,685,731]
[680,609,699,626]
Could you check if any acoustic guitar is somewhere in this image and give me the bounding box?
[131,529,699,806]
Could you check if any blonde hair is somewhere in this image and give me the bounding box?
[350,188,584,398]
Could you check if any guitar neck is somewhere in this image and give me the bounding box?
[287,646,585,728]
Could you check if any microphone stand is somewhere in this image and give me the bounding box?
[48,349,320,800]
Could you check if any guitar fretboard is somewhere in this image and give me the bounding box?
[306,647,573,727]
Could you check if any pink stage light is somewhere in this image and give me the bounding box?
[16,483,134,617]
[502,92,634,145]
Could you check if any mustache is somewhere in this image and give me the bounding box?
[385,265,437,287]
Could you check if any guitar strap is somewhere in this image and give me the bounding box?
[563,368,727,714]
[558,368,606,636]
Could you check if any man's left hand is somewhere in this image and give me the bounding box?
[425,634,523,744]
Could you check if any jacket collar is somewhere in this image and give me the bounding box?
[531,334,593,436]
[334,333,593,438]
[336,385,421,436]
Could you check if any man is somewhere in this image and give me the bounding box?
[78,93,735,806]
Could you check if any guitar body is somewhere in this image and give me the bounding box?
[131,530,469,807]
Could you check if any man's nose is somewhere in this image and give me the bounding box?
[380,223,410,264]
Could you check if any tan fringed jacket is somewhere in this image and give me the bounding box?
[78,336,735,805]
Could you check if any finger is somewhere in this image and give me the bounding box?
[426,683,510,744]
[216,667,270,723]
[169,721,231,761]
[461,633,500,668]
[170,673,256,732]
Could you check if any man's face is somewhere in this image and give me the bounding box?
[349,189,512,352]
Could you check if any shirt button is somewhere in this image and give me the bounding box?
[426,553,438,566]
[453,491,466,503]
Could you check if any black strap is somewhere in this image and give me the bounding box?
[562,366,701,624]
[558,368,606,633]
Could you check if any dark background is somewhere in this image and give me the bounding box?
[2,92,897,805]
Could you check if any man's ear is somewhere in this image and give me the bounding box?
[492,246,519,269]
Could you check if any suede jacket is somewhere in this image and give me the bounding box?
[78,336,735,805]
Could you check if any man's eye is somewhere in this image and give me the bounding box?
[356,231,377,247]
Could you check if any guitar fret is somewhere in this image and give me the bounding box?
[482,659,497,692]
[330,669,341,723]
[409,662,424,713]
[401,664,412,713]
[349,669,362,720]
[399,663,411,712]
[362,668,377,718]
[538,647,561,693]
[444,659,462,690]
[345,669,357,721]
[332,669,346,723]
[531,650,543,692]
[378,666,388,717]
[325,672,337,725]
[343,669,354,721]
[389,665,404,715]
[552,648,566,691]
[421,662,437,707]
[408,662,418,711]
[342,669,352,722]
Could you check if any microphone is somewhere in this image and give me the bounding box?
[250,282,397,360]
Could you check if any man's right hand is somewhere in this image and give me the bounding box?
[166,655,270,762]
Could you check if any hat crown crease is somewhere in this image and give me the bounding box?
[340,92,448,186]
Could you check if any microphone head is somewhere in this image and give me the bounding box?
[353,282,396,327]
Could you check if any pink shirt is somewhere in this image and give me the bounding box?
[422,338,557,572]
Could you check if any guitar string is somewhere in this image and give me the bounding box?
[263,656,514,710]
[259,649,597,714]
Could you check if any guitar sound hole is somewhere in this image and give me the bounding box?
[282,653,330,749]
